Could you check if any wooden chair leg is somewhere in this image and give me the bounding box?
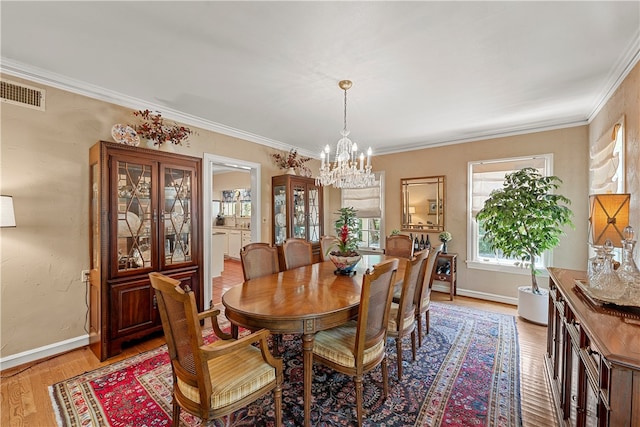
[172,397,180,427]
[426,311,430,334]
[355,375,364,426]
[411,330,417,361]
[417,314,423,347]
[274,383,283,427]
[381,357,389,399]
[396,338,403,379]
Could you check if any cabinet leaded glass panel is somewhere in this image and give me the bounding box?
[163,166,193,265]
[116,160,152,272]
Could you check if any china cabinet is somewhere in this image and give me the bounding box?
[271,174,324,267]
[545,267,640,426]
[89,141,202,361]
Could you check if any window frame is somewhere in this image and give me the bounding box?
[467,154,554,275]
[340,171,385,251]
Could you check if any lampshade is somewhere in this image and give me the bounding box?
[589,193,630,247]
[1,195,16,227]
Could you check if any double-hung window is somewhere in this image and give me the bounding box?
[341,172,384,251]
[467,155,553,274]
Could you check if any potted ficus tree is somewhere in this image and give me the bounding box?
[476,167,573,324]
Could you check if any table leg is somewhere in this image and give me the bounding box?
[302,332,315,427]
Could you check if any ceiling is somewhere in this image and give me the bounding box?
[2,1,639,158]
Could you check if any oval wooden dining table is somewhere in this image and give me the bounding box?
[222,253,405,427]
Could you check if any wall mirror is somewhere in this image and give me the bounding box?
[401,175,445,232]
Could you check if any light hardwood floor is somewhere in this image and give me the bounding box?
[1,263,557,426]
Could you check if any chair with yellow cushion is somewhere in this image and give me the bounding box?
[312,258,399,426]
[319,235,336,262]
[282,238,313,270]
[416,247,441,345]
[149,272,283,427]
[385,234,413,258]
[387,249,428,379]
[240,242,280,281]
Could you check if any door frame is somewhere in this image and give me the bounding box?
[202,153,261,307]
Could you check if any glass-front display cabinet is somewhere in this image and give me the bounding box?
[89,141,202,361]
[272,174,323,264]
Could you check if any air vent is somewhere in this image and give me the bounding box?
[1,79,45,111]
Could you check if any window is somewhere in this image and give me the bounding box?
[341,172,384,250]
[467,155,553,274]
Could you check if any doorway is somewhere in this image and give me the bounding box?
[203,153,261,308]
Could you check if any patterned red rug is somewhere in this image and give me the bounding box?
[49,302,521,426]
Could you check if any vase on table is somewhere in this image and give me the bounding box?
[328,253,362,276]
[286,167,296,175]
[441,240,448,254]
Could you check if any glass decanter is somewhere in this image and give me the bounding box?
[616,225,640,287]
[590,239,625,298]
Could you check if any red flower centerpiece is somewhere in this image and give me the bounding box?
[327,207,362,275]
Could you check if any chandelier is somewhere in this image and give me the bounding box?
[316,80,375,189]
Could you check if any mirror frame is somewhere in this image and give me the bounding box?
[401,175,445,232]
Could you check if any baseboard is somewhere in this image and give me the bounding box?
[0,334,89,371]
[432,284,518,306]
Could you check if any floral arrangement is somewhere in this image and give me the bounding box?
[330,207,361,256]
[130,109,194,146]
[439,231,452,242]
[271,149,311,176]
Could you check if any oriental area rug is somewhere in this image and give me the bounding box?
[49,303,521,426]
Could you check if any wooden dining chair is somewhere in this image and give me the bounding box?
[385,234,413,258]
[312,258,399,426]
[387,249,428,379]
[149,272,283,427]
[240,242,280,281]
[319,235,336,261]
[282,238,313,270]
[416,247,441,345]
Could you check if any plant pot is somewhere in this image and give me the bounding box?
[328,253,361,276]
[286,167,296,175]
[159,143,176,152]
[517,286,549,325]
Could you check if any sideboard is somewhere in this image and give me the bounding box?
[545,267,640,426]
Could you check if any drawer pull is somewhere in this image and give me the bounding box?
[587,348,599,356]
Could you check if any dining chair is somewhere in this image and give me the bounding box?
[282,238,313,270]
[387,249,428,379]
[385,234,413,258]
[239,242,285,355]
[149,272,283,427]
[240,242,280,281]
[319,235,336,261]
[416,247,441,345]
[312,258,399,426]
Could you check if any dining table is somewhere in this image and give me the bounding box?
[221,253,406,427]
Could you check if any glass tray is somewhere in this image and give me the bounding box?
[574,279,640,308]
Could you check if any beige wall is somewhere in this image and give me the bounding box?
[1,61,638,361]
[0,75,313,358]
[589,61,640,243]
[328,126,591,300]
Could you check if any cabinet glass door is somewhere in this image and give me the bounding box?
[292,182,306,239]
[308,184,321,243]
[274,184,287,244]
[115,160,153,273]
[162,165,193,266]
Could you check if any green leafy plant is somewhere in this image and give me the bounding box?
[329,207,361,256]
[475,167,573,294]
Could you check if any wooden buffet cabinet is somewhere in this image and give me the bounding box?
[545,268,640,426]
[89,141,202,361]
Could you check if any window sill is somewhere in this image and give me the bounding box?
[466,260,549,277]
